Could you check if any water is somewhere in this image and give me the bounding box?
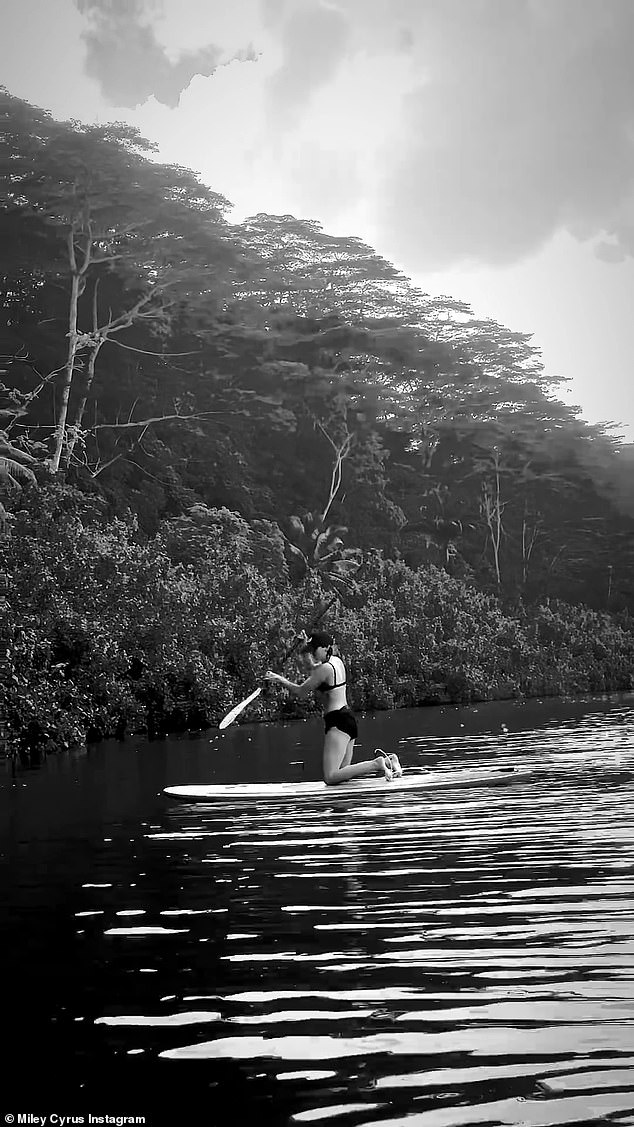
[2,696,634,1125]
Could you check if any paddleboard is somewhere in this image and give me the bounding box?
[164,765,528,802]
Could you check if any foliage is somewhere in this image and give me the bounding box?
[1,487,633,754]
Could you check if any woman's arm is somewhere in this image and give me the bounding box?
[264,668,326,698]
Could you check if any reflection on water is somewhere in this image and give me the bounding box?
[2,699,634,1125]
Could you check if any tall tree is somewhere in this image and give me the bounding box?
[1,89,240,472]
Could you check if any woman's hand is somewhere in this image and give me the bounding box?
[264,670,281,683]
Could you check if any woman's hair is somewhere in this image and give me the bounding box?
[302,630,334,657]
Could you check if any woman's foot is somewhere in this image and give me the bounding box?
[374,750,393,781]
[389,753,403,778]
[374,753,393,781]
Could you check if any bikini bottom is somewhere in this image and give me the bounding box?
[324,707,358,739]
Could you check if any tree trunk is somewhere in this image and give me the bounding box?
[481,453,503,587]
[62,340,103,469]
[63,279,102,468]
[51,228,90,473]
[521,503,540,589]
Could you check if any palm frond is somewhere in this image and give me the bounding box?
[0,456,37,487]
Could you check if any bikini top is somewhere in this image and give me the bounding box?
[316,658,347,695]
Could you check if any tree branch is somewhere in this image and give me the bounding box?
[315,421,354,526]
[89,410,230,430]
[107,339,200,357]
[90,424,151,478]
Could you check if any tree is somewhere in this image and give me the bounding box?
[1,89,240,473]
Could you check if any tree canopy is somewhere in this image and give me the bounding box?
[2,86,633,614]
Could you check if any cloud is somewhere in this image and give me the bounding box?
[72,0,634,270]
[258,0,634,271]
[75,0,256,109]
[264,1,351,126]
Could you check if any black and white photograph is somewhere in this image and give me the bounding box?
[1,1,634,1123]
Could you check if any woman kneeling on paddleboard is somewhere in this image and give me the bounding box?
[265,631,402,786]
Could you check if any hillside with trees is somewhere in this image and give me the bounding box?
[2,88,633,755]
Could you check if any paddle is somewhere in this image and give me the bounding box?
[218,687,266,731]
[218,593,340,730]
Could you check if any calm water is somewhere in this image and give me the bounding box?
[2,696,634,1126]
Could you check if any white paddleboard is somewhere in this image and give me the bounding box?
[164,765,528,802]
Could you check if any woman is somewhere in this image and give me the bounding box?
[265,630,402,786]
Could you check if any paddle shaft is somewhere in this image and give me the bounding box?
[275,590,341,668]
[218,590,341,730]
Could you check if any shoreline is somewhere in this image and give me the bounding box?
[5,685,634,761]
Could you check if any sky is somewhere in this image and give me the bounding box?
[2,0,634,440]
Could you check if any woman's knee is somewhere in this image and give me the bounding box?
[323,757,345,786]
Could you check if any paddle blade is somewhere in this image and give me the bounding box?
[218,686,262,730]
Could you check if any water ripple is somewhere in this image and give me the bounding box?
[85,716,634,1124]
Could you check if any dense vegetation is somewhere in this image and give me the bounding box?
[1,89,634,755]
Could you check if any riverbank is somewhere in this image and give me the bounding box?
[2,492,633,757]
